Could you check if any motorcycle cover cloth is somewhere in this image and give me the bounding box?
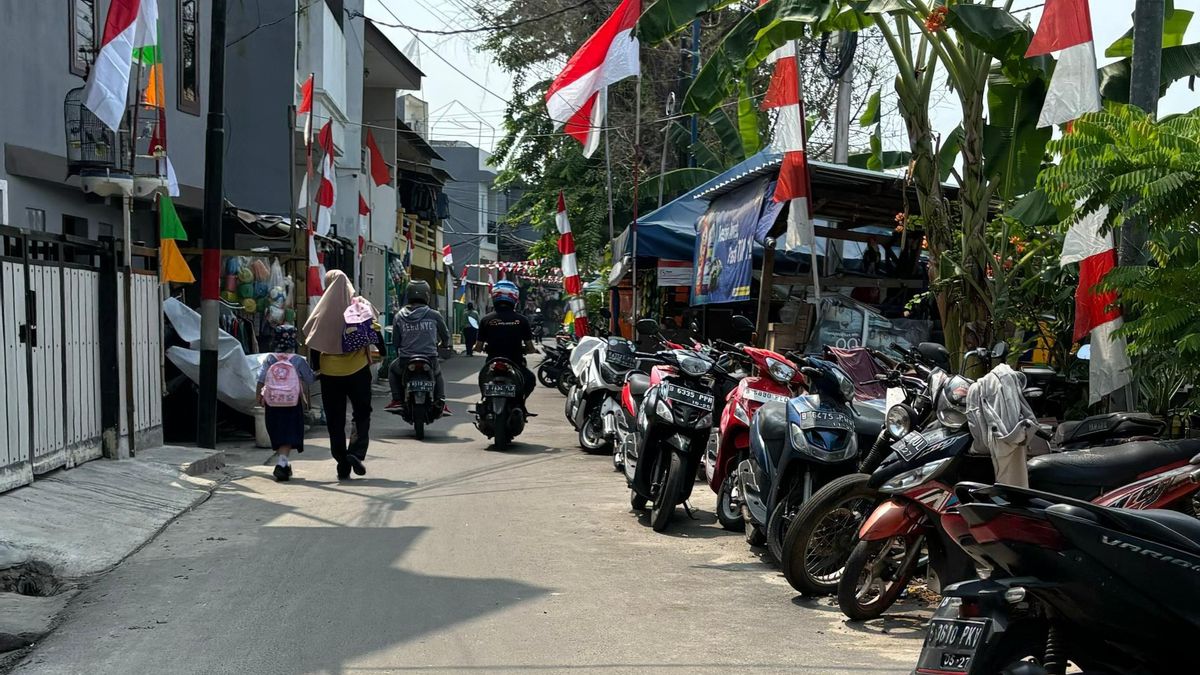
[966,364,1037,487]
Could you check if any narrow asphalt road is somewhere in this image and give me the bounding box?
[15,350,923,674]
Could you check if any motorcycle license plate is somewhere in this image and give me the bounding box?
[893,427,949,461]
[665,384,714,411]
[742,388,790,404]
[483,383,518,398]
[406,379,434,393]
[916,618,990,674]
[606,351,636,369]
[796,410,854,431]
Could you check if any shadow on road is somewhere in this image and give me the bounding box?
[842,613,929,639]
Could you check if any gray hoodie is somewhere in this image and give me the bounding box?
[393,304,449,359]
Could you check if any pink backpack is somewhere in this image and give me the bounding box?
[262,354,302,407]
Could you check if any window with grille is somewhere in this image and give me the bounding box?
[178,0,200,114]
[69,0,98,77]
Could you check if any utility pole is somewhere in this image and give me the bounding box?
[688,19,700,166]
[832,34,854,165]
[197,0,227,448]
[1121,0,1164,266]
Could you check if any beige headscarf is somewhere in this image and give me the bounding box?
[303,270,355,354]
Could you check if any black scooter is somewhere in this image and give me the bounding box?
[473,357,527,450]
[916,480,1200,675]
[389,356,443,440]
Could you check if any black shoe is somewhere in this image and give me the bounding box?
[336,462,351,480]
[347,455,366,476]
[273,464,292,482]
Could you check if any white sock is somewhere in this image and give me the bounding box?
[277,455,289,466]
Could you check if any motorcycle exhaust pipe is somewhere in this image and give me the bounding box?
[602,412,617,437]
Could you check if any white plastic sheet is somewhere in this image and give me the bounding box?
[163,298,268,414]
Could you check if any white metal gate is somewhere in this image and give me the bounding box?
[0,260,32,492]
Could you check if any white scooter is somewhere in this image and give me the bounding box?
[565,336,637,455]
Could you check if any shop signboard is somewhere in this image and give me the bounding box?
[692,178,768,305]
[657,260,692,286]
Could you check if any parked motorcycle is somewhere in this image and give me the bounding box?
[473,357,529,450]
[835,374,1190,621]
[623,320,726,532]
[704,342,804,531]
[915,476,1200,674]
[737,353,881,561]
[388,355,443,440]
[537,341,571,390]
[571,336,639,454]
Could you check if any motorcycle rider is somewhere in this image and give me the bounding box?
[474,280,538,407]
[386,280,450,413]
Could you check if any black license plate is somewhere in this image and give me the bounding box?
[666,384,714,411]
[796,410,854,431]
[406,379,434,393]
[893,428,950,461]
[483,383,518,398]
[607,351,636,369]
[916,618,990,674]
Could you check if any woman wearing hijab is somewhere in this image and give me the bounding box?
[303,270,377,480]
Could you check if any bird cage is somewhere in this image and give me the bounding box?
[64,87,132,197]
[130,102,168,198]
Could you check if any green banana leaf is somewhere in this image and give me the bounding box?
[938,125,963,182]
[707,108,749,161]
[1007,188,1066,228]
[1099,42,1200,104]
[817,3,875,31]
[643,168,721,197]
[684,0,833,114]
[738,80,763,158]
[859,89,881,126]
[1105,9,1193,57]
[637,0,741,45]
[691,140,726,172]
[848,149,911,170]
[945,4,1051,85]
[982,73,1051,201]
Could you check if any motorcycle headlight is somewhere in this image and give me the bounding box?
[944,375,971,406]
[678,354,712,377]
[764,357,797,385]
[733,401,750,425]
[654,399,675,423]
[881,457,952,493]
[885,405,912,439]
[936,395,969,430]
[836,369,856,402]
[789,422,807,450]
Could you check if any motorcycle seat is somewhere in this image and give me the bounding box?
[1055,412,1165,447]
[1028,440,1200,500]
[627,373,651,397]
[1099,507,1200,554]
[1020,365,1056,379]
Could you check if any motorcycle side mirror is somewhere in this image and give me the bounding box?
[917,342,951,370]
[992,341,1009,361]
[732,315,755,333]
[635,318,660,337]
[690,321,699,332]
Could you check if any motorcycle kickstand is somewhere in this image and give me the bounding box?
[682,501,699,520]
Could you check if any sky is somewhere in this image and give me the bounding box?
[366,0,1200,157]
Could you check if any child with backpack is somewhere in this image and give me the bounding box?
[257,343,315,482]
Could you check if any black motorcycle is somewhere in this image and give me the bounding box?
[389,356,443,440]
[915,480,1200,675]
[473,357,528,450]
[537,343,570,389]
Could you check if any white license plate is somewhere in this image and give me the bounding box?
[407,379,434,392]
[483,383,518,398]
[797,410,854,430]
[666,384,714,410]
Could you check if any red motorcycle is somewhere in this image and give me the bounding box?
[703,344,805,531]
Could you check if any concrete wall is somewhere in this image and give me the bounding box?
[432,142,501,278]
[0,0,210,238]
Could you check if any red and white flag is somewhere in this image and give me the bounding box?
[556,193,589,337]
[357,193,370,284]
[298,73,315,144]
[1059,204,1131,403]
[761,39,814,250]
[306,234,324,300]
[1027,0,1101,128]
[545,0,640,158]
[365,131,390,187]
[315,121,337,236]
[442,245,454,266]
[84,0,158,131]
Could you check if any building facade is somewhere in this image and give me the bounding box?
[430,140,508,281]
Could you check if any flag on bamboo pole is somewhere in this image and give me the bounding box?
[1027,0,1101,128]
[761,37,814,250]
[314,121,336,236]
[298,74,314,143]
[1059,204,1131,403]
[357,193,370,284]
[134,21,180,197]
[556,192,588,337]
[442,244,454,266]
[84,0,157,131]
[159,195,194,284]
[365,131,390,186]
[545,0,640,157]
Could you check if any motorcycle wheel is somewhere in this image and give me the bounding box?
[766,488,805,563]
[557,373,574,397]
[716,473,744,532]
[578,410,611,454]
[413,408,426,441]
[494,409,510,450]
[537,366,556,388]
[837,536,921,621]
[650,452,684,532]
[781,473,878,596]
[630,489,648,511]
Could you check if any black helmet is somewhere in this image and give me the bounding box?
[408,280,432,305]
